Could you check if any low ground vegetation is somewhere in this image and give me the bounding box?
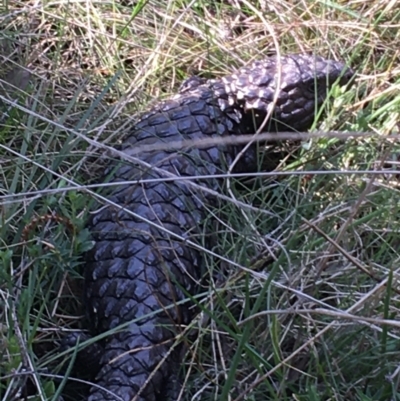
[1,1,400,400]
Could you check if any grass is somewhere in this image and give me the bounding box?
[1,0,400,400]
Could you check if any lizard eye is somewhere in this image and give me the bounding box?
[307,80,327,97]
[307,81,317,95]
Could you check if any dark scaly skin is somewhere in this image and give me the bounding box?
[83,54,354,401]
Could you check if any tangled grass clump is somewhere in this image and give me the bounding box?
[1,1,400,400]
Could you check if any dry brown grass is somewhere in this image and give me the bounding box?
[1,0,400,400]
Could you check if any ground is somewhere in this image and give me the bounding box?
[1,1,400,400]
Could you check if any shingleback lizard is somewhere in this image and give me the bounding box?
[80,54,354,401]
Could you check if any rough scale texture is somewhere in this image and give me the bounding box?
[83,54,354,401]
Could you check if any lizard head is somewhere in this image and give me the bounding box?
[219,54,355,131]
